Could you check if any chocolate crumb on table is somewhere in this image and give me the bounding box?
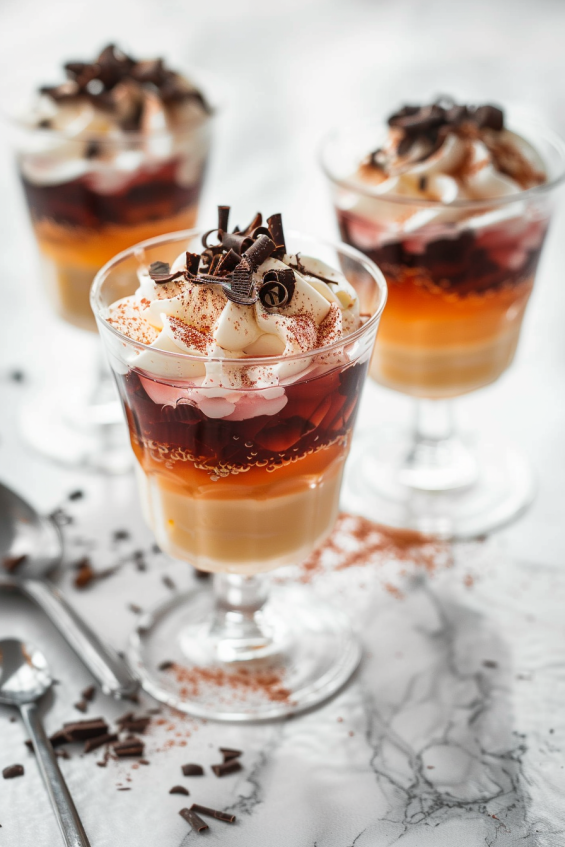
[169,785,189,795]
[81,685,96,702]
[3,765,24,779]
[211,760,242,777]
[112,739,145,758]
[179,808,209,833]
[74,700,88,713]
[182,763,204,776]
[191,804,236,824]
[219,747,242,761]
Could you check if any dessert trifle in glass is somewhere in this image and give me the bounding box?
[321,99,565,536]
[11,44,213,470]
[91,207,386,719]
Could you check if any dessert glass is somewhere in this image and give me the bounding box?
[12,111,212,471]
[92,228,386,720]
[321,118,565,537]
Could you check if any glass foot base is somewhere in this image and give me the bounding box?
[128,585,361,721]
[20,390,131,474]
[343,427,535,539]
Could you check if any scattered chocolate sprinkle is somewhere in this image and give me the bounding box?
[219,748,242,762]
[181,763,204,776]
[139,759,150,766]
[3,554,27,574]
[158,660,174,672]
[85,140,100,159]
[117,787,131,791]
[128,603,142,615]
[179,808,208,833]
[194,569,211,580]
[81,685,96,702]
[191,804,236,824]
[55,749,70,760]
[169,785,189,795]
[84,733,118,753]
[74,700,88,713]
[9,370,25,383]
[38,118,52,129]
[483,660,498,669]
[2,765,24,779]
[211,760,242,778]
[68,490,84,501]
[112,739,144,758]
[162,575,176,591]
[418,175,428,192]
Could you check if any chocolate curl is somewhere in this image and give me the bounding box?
[225,258,258,305]
[473,104,504,131]
[243,234,276,269]
[185,252,201,276]
[241,212,262,235]
[259,268,295,309]
[267,214,286,258]
[208,254,222,276]
[201,229,223,250]
[221,231,253,255]
[148,261,185,284]
[216,248,240,276]
[217,205,230,233]
[250,226,272,240]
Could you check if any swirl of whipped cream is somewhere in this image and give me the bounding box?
[105,218,360,421]
[350,100,547,238]
[19,44,210,188]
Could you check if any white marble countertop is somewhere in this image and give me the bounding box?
[1,0,565,844]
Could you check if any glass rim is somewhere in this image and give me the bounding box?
[91,226,388,369]
[319,116,565,210]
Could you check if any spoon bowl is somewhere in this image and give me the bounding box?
[0,638,52,705]
[0,481,138,698]
[0,638,91,846]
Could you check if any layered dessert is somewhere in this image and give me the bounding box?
[330,99,551,396]
[101,208,374,574]
[17,44,212,330]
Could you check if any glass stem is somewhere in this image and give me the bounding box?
[210,574,274,662]
[399,398,479,492]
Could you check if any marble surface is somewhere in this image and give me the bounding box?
[1,0,565,844]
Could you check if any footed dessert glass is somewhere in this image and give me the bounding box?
[92,229,386,720]
[12,111,212,471]
[321,118,565,537]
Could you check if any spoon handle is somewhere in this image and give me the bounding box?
[20,702,91,847]
[22,580,139,699]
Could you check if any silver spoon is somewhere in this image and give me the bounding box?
[0,482,138,699]
[0,638,91,847]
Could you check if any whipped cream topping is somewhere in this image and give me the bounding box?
[19,44,211,188]
[104,209,361,419]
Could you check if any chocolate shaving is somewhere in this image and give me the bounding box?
[62,718,109,741]
[259,269,295,309]
[215,248,240,276]
[221,231,253,255]
[243,234,276,269]
[84,733,118,753]
[208,253,222,276]
[217,205,230,233]
[158,660,174,671]
[169,785,189,795]
[219,747,242,761]
[179,808,208,833]
[211,759,242,777]
[191,804,236,824]
[112,738,145,758]
[241,212,262,234]
[267,213,286,258]
[2,765,24,779]
[116,714,151,734]
[185,252,201,276]
[148,261,185,284]
[181,763,204,776]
